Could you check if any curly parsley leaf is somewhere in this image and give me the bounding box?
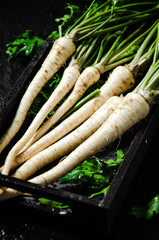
[59,157,109,188]
[55,3,81,28]
[59,149,124,190]
[38,150,124,204]
[89,185,110,198]
[38,198,69,209]
[51,3,81,38]
[106,149,124,166]
[6,30,44,60]
[130,195,159,220]
[88,150,124,198]
[48,30,60,39]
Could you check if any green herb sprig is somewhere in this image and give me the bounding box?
[6,30,44,60]
[38,149,124,208]
[38,198,69,209]
[59,149,124,198]
[130,194,159,220]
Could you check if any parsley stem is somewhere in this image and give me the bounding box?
[58,89,100,123]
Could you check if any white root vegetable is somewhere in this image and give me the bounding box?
[1,66,135,175]
[21,66,101,151]
[0,188,20,201]
[18,65,135,153]
[0,91,151,201]
[1,66,99,176]
[12,96,122,174]
[42,66,100,126]
[28,91,150,186]
[16,64,80,155]
[0,37,76,154]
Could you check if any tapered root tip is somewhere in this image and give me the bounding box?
[0,188,21,201]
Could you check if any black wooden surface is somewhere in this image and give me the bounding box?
[1,1,159,239]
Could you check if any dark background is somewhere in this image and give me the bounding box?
[0,0,159,239]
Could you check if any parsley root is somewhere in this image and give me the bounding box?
[28,92,149,185]
[12,96,122,173]
[0,36,76,156]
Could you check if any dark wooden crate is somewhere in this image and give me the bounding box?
[0,39,159,233]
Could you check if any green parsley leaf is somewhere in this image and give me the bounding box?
[48,30,60,39]
[59,150,124,189]
[53,3,81,37]
[6,30,44,60]
[59,157,110,189]
[123,45,139,58]
[38,198,69,209]
[55,3,80,27]
[131,195,159,220]
[89,185,110,198]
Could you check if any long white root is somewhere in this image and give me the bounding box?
[0,37,75,155]
[19,65,135,153]
[0,188,21,201]
[0,91,149,201]
[17,64,80,154]
[12,96,122,176]
[23,66,100,149]
[1,66,135,176]
[1,66,98,176]
[29,92,150,185]
[15,65,134,160]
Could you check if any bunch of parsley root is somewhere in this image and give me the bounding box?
[1,1,159,216]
